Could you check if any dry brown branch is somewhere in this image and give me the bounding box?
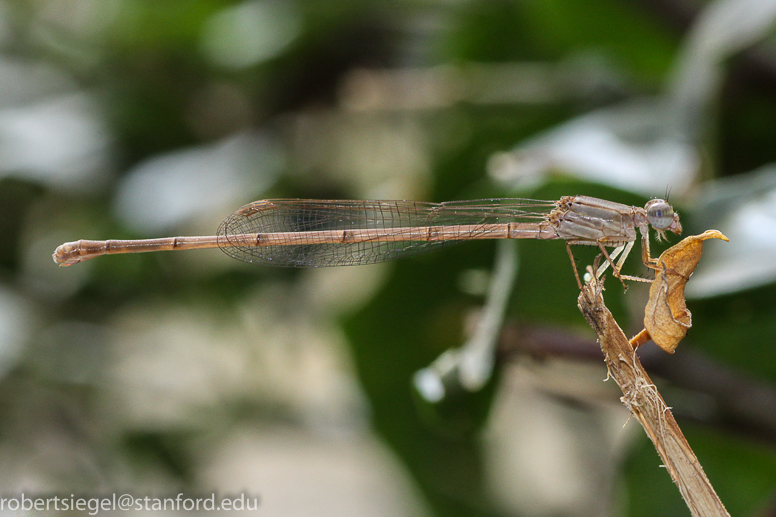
[578,271,729,516]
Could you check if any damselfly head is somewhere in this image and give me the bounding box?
[645,199,682,237]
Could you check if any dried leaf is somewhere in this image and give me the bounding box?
[642,230,729,353]
[578,280,731,517]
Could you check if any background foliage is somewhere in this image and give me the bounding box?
[2,0,776,515]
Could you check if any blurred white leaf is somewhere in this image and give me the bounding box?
[492,100,699,197]
[686,165,776,297]
[0,93,110,191]
[667,0,776,136]
[201,0,300,69]
[114,131,284,233]
[493,0,776,199]
[203,428,430,517]
[414,241,518,399]
[0,58,75,108]
[459,240,518,391]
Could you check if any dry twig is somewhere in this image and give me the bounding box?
[577,231,730,517]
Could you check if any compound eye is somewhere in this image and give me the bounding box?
[645,199,674,230]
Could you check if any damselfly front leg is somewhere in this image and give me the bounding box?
[565,240,637,290]
[565,238,651,290]
[595,241,631,278]
[597,239,653,287]
[640,233,663,271]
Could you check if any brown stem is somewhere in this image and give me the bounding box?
[577,275,729,517]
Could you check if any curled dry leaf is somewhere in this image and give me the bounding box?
[641,230,729,353]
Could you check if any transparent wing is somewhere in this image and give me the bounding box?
[217,198,556,267]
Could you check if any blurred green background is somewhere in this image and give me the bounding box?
[2,0,776,515]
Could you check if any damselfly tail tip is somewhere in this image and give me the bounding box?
[52,242,80,266]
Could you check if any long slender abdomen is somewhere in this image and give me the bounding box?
[53,237,221,266]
